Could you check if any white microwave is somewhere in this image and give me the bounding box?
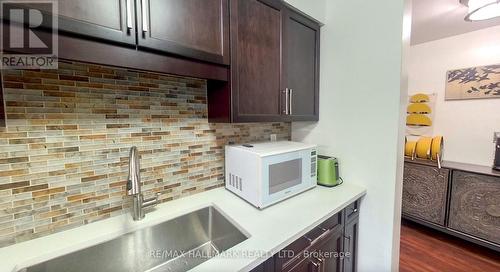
[225,141,317,209]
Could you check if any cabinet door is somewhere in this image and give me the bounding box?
[402,163,449,225]
[230,0,284,122]
[283,9,320,121]
[137,0,229,65]
[449,171,500,245]
[343,216,359,272]
[27,0,136,45]
[312,228,343,272]
[283,257,310,272]
[250,258,275,272]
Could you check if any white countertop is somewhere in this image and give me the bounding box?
[0,184,366,272]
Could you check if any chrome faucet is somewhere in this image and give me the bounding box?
[127,146,160,221]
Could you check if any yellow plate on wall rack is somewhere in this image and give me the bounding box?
[406,114,432,127]
[407,103,432,114]
[410,93,430,103]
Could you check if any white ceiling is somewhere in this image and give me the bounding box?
[411,0,500,45]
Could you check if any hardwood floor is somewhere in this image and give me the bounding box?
[399,220,500,272]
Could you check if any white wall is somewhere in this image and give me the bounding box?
[284,0,326,23]
[408,25,500,166]
[292,0,409,271]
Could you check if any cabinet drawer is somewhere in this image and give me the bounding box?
[402,163,449,225]
[319,211,343,230]
[345,200,360,221]
[449,171,500,245]
[275,211,342,271]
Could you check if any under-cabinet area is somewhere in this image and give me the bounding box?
[402,160,500,252]
[0,0,321,125]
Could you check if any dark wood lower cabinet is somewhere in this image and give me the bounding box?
[251,201,360,272]
[343,215,359,272]
[284,228,343,272]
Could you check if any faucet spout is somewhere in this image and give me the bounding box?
[127,146,141,196]
[127,146,159,221]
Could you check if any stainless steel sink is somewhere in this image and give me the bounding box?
[19,206,248,272]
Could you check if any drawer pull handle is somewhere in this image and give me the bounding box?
[352,208,358,213]
[486,205,500,218]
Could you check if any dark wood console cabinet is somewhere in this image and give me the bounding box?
[448,170,500,245]
[403,159,500,252]
[251,200,360,272]
[402,163,449,225]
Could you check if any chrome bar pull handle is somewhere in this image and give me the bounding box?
[126,0,133,30]
[283,88,289,115]
[311,257,324,272]
[289,88,293,115]
[141,0,149,32]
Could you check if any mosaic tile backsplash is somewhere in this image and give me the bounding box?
[0,61,290,247]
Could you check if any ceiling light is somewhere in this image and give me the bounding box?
[460,0,500,21]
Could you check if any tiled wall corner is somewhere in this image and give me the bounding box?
[0,61,291,247]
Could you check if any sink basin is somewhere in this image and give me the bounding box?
[19,206,248,272]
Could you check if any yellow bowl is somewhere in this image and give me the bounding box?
[416,137,433,159]
[405,141,417,157]
[431,136,444,161]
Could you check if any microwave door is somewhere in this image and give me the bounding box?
[269,159,302,194]
[261,150,313,207]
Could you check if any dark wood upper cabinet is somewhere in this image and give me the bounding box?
[208,0,321,123]
[283,8,320,121]
[229,0,284,122]
[2,0,320,124]
[34,0,136,45]
[137,0,230,65]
